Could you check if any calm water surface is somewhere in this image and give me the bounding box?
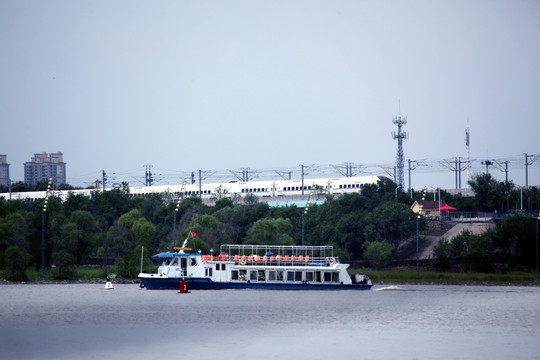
[0,284,539,360]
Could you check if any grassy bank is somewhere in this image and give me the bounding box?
[1,266,111,283]
[352,268,539,286]
[1,267,538,286]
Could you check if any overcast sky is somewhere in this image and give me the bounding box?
[1,0,539,190]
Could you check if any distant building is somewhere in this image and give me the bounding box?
[410,199,447,219]
[24,152,66,187]
[0,155,9,187]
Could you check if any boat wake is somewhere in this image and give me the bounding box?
[374,285,407,291]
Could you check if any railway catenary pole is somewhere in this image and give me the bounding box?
[199,170,202,198]
[455,158,458,190]
[524,153,537,188]
[301,164,305,196]
[525,153,529,188]
[409,159,412,198]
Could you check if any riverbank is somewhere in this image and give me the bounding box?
[354,268,539,286]
[1,267,538,286]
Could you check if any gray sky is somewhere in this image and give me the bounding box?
[1,0,539,190]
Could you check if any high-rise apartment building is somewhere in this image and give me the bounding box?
[0,155,9,187]
[24,152,66,187]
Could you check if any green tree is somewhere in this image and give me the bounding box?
[50,250,76,280]
[335,211,366,258]
[362,202,417,249]
[4,246,30,281]
[57,210,99,266]
[187,214,221,249]
[244,194,259,206]
[90,189,134,227]
[363,241,393,268]
[432,238,451,271]
[0,212,30,249]
[214,197,233,211]
[492,215,535,265]
[434,229,495,272]
[110,209,156,278]
[246,218,294,245]
[469,173,513,212]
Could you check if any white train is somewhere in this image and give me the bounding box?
[0,175,385,202]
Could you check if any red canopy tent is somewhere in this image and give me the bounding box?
[437,204,458,211]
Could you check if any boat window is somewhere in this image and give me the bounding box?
[205,268,213,277]
[268,271,276,281]
[239,270,247,281]
[306,272,314,282]
[232,270,239,280]
[295,271,302,282]
[332,272,339,282]
[215,264,220,271]
[287,271,295,281]
[171,258,178,266]
[190,257,197,266]
[276,270,284,281]
[250,270,258,281]
[324,272,332,282]
[162,258,171,266]
[257,270,265,281]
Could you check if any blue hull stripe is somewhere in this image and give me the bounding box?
[139,277,372,290]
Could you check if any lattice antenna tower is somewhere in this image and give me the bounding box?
[392,108,408,187]
[465,126,470,187]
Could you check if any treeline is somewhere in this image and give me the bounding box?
[0,174,538,281]
[0,179,81,193]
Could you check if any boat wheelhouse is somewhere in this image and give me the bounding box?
[138,244,372,290]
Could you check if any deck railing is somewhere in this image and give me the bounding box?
[204,249,339,266]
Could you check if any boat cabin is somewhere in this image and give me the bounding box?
[151,244,353,285]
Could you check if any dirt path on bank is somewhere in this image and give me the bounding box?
[419,222,495,259]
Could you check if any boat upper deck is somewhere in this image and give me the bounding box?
[201,244,342,267]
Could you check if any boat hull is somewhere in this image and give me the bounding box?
[139,276,372,290]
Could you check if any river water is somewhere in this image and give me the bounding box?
[0,284,539,360]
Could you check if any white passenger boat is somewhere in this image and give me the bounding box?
[138,242,372,290]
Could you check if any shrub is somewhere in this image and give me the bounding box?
[4,246,29,281]
[363,241,393,268]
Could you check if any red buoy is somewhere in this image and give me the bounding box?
[179,278,189,293]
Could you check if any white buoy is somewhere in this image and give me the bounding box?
[105,277,114,290]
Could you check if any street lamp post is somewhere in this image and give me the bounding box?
[42,178,53,275]
[417,186,427,274]
[173,179,188,248]
[536,212,540,282]
[481,160,493,174]
[42,204,46,275]
[302,185,316,246]
[173,198,181,248]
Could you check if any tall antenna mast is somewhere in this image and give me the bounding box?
[392,103,408,187]
[465,124,470,187]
